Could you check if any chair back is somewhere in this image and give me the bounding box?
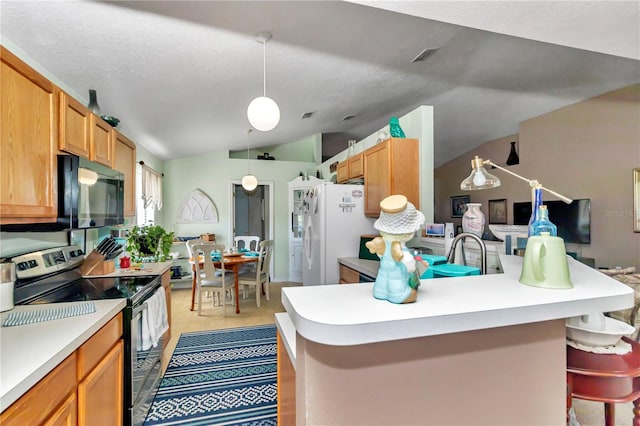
[192,243,225,284]
[234,235,260,252]
[257,240,274,280]
[186,238,205,259]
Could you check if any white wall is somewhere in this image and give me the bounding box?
[162,150,318,281]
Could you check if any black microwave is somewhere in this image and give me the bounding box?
[1,155,124,232]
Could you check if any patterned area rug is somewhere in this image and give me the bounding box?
[144,324,277,426]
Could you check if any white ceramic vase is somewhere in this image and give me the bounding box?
[462,203,485,238]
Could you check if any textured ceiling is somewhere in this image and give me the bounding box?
[1,1,638,166]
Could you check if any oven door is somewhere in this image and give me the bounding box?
[130,302,163,425]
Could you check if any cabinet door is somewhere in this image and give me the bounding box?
[363,143,391,216]
[114,131,136,216]
[90,115,113,167]
[78,340,124,426]
[1,46,58,222]
[43,392,77,426]
[336,161,348,183]
[59,91,91,158]
[348,152,364,179]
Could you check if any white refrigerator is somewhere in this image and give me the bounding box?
[302,183,376,286]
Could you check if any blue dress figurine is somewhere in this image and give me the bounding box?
[365,195,425,304]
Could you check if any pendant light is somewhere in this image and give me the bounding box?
[242,129,258,192]
[247,31,280,132]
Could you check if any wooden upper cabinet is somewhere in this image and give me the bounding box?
[348,152,364,179]
[336,152,364,183]
[363,138,419,217]
[113,130,136,217]
[60,92,114,167]
[59,92,91,158]
[91,115,114,167]
[336,161,348,183]
[0,46,58,222]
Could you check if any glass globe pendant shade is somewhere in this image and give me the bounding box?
[247,96,280,131]
[242,174,258,191]
[460,156,501,190]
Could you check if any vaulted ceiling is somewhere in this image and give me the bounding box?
[1,1,638,166]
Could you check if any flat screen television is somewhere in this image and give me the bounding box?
[513,199,591,244]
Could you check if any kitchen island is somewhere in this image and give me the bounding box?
[276,254,634,425]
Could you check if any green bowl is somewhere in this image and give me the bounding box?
[100,115,120,127]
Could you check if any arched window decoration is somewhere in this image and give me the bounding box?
[177,189,219,223]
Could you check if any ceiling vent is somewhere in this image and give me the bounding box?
[301,111,314,119]
[341,114,356,121]
[411,48,439,63]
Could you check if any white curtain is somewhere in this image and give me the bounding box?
[141,164,163,211]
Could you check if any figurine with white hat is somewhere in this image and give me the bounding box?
[365,194,425,304]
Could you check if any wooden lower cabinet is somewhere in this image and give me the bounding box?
[339,264,360,284]
[0,313,124,426]
[276,330,296,425]
[44,392,77,426]
[0,353,77,426]
[77,340,124,426]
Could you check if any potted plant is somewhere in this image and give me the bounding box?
[126,224,175,262]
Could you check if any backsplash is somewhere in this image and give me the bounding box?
[1,228,113,259]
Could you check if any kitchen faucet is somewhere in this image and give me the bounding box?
[446,232,487,275]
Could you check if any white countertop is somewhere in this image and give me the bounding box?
[282,254,634,346]
[0,299,126,411]
[83,261,173,278]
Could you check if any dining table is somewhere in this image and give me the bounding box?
[189,254,259,314]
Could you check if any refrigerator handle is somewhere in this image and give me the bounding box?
[304,221,312,270]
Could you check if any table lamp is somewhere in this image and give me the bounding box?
[460,156,572,204]
[460,156,574,289]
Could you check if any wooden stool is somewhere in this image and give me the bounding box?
[567,337,640,425]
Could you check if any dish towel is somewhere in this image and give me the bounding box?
[140,286,169,351]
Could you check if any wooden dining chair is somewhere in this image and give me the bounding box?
[192,243,234,316]
[238,240,274,307]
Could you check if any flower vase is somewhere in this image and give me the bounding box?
[87,89,101,115]
[462,203,485,238]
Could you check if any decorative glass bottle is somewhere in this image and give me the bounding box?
[87,89,101,115]
[389,117,406,138]
[528,186,543,237]
[462,203,485,238]
[531,205,558,237]
[506,141,519,166]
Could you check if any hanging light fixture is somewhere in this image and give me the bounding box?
[242,129,258,191]
[247,31,280,132]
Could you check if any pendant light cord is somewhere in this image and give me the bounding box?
[262,40,267,97]
[246,129,252,174]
